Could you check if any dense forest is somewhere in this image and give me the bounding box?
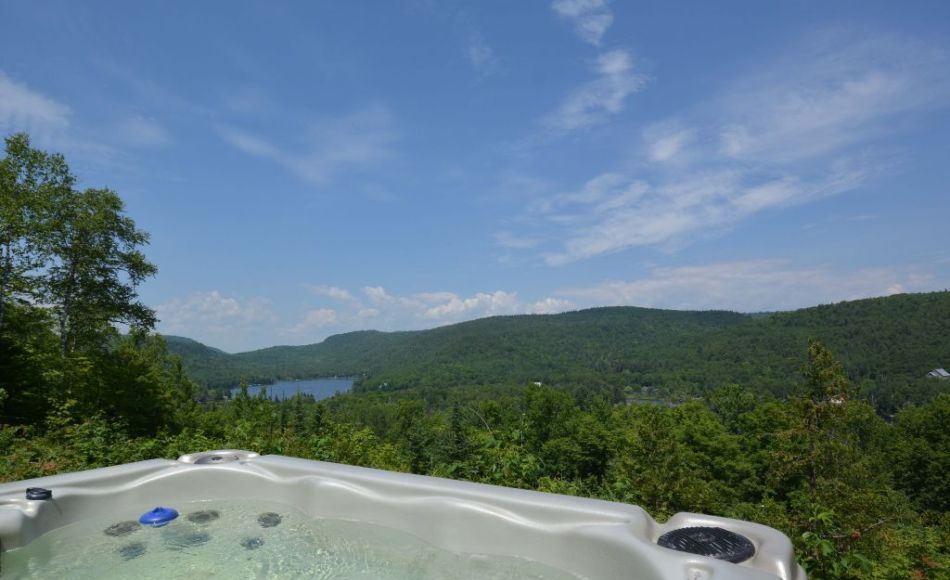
[1,134,948,579]
[170,292,950,416]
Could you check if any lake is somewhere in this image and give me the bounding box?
[230,377,354,401]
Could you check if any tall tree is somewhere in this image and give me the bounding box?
[793,340,853,494]
[44,187,157,356]
[0,133,73,331]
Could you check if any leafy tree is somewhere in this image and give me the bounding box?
[893,394,950,512]
[44,187,156,356]
[0,133,73,331]
[706,383,759,434]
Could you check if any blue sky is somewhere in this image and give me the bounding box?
[2,1,949,352]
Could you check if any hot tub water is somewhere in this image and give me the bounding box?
[1,499,587,579]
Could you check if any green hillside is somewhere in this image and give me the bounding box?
[167,306,746,390]
[169,291,950,409]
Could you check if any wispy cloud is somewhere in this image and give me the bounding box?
[643,122,695,163]
[510,31,949,264]
[115,114,172,147]
[467,32,497,76]
[715,32,950,164]
[0,69,175,167]
[494,232,541,249]
[0,71,71,134]
[404,2,500,79]
[551,0,613,46]
[92,58,209,117]
[543,162,868,265]
[218,105,397,186]
[543,50,647,134]
[221,87,274,115]
[559,260,938,312]
[0,71,125,168]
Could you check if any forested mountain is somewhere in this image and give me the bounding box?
[170,291,950,411]
[167,307,745,390]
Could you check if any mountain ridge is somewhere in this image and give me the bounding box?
[167,292,950,411]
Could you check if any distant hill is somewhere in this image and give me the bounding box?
[166,307,744,389]
[167,292,950,410]
[164,335,229,358]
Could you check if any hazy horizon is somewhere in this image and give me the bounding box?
[168,289,947,354]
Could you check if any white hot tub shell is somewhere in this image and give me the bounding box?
[0,450,806,579]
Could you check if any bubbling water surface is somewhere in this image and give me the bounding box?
[1,499,586,579]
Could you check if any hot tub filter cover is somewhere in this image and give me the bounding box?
[26,487,52,500]
[657,526,756,563]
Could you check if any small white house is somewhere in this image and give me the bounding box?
[926,368,950,379]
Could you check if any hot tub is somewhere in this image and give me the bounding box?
[0,450,805,579]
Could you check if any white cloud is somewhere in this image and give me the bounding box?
[552,0,613,46]
[156,291,276,352]
[559,260,938,312]
[423,291,520,320]
[527,297,574,314]
[0,71,70,134]
[309,285,355,302]
[543,50,647,134]
[416,291,460,304]
[364,285,396,306]
[297,284,576,332]
[289,308,338,333]
[218,105,397,186]
[116,115,172,147]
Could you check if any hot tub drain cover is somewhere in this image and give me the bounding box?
[187,510,220,524]
[657,526,755,563]
[104,521,142,537]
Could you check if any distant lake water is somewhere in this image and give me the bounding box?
[230,377,354,401]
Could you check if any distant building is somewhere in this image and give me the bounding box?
[926,368,950,379]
